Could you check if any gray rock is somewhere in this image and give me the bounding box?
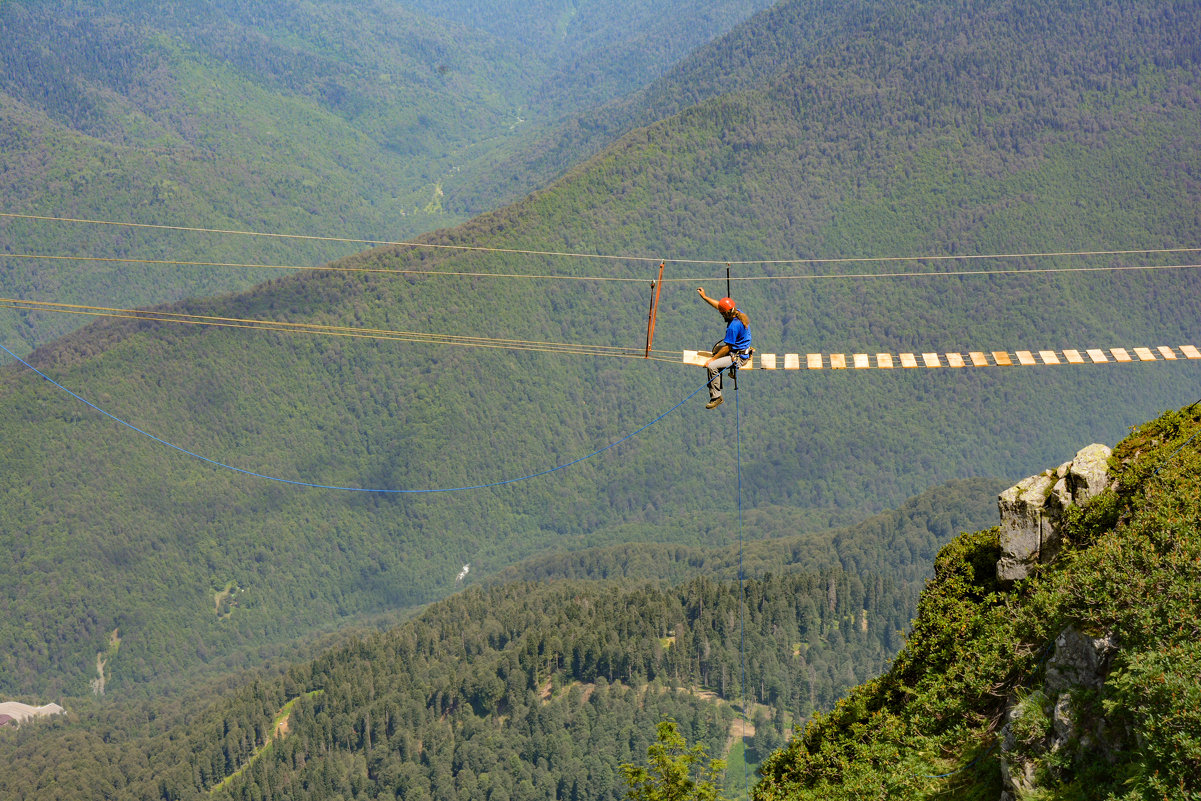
[999,701,1041,796]
[1067,444,1112,504]
[997,474,1057,580]
[994,623,1122,799]
[1045,627,1118,694]
[996,444,1112,581]
[1051,693,1075,752]
[999,756,1037,797]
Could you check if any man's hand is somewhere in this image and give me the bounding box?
[697,287,721,311]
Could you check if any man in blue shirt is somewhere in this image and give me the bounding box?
[697,287,752,409]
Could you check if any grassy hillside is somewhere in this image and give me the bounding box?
[755,402,1201,800]
[2,0,1200,701]
[0,0,772,353]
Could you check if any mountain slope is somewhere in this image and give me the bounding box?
[0,0,773,353]
[755,402,1201,800]
[443,0,886,212]
[2,0,1200,697]
[489,476,1007,591]
[0,573,903,801]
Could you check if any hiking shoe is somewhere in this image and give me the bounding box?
[705,397,724,409]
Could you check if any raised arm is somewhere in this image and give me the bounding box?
[696,287,721,310]
[698,287,749,326]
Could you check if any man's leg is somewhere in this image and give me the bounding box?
[707,354,734,402]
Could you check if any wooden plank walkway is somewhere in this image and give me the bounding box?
[682,346,1201,369]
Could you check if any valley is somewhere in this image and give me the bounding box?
[2,1,1200,799]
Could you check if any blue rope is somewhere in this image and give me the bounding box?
[1,342,710,493]
[736,380,748,797]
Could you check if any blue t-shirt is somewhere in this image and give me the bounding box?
[724,317,751,353]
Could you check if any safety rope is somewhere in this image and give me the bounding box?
[0,212,657,265]
[3,211,1198,275]
[707,262,1201,283]
[0,251,650,283]
[0,341,708,493]
[0,297,682,363]
[736,378,748,797]
[4,248,1201,286]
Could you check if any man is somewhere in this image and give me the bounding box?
[697,287,751,409]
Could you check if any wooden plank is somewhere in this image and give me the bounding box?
[690,343,1201,371]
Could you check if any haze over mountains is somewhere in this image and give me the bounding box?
[0,0,774,352]
[1,1,1199,798]
[4,0,1200,694]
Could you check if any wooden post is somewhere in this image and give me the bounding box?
[644,261,665,358]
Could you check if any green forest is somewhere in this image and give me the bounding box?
[3,0,1199,701]
[3,408,1197,801]
[2,572,902,800]
[1,1,1200,799]
[0,0,772,353]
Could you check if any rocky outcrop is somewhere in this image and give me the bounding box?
[996,444,1112,582]
[997,626,1120,800]
[1044,626,1118,694]
[993,445,1121,799]
[991,444,1123,799]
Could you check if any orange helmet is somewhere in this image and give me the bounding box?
[717,297,736,313]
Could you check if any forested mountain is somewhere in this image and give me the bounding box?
[0,0,772,352]
[489,477,1007,600]
[755,403,1201,800]
[2,0,1199,723]
[5,405,1196,801]
[0,573,910,800]
[445,0,909,211]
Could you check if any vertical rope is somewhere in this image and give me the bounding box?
[736,380,748,797]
